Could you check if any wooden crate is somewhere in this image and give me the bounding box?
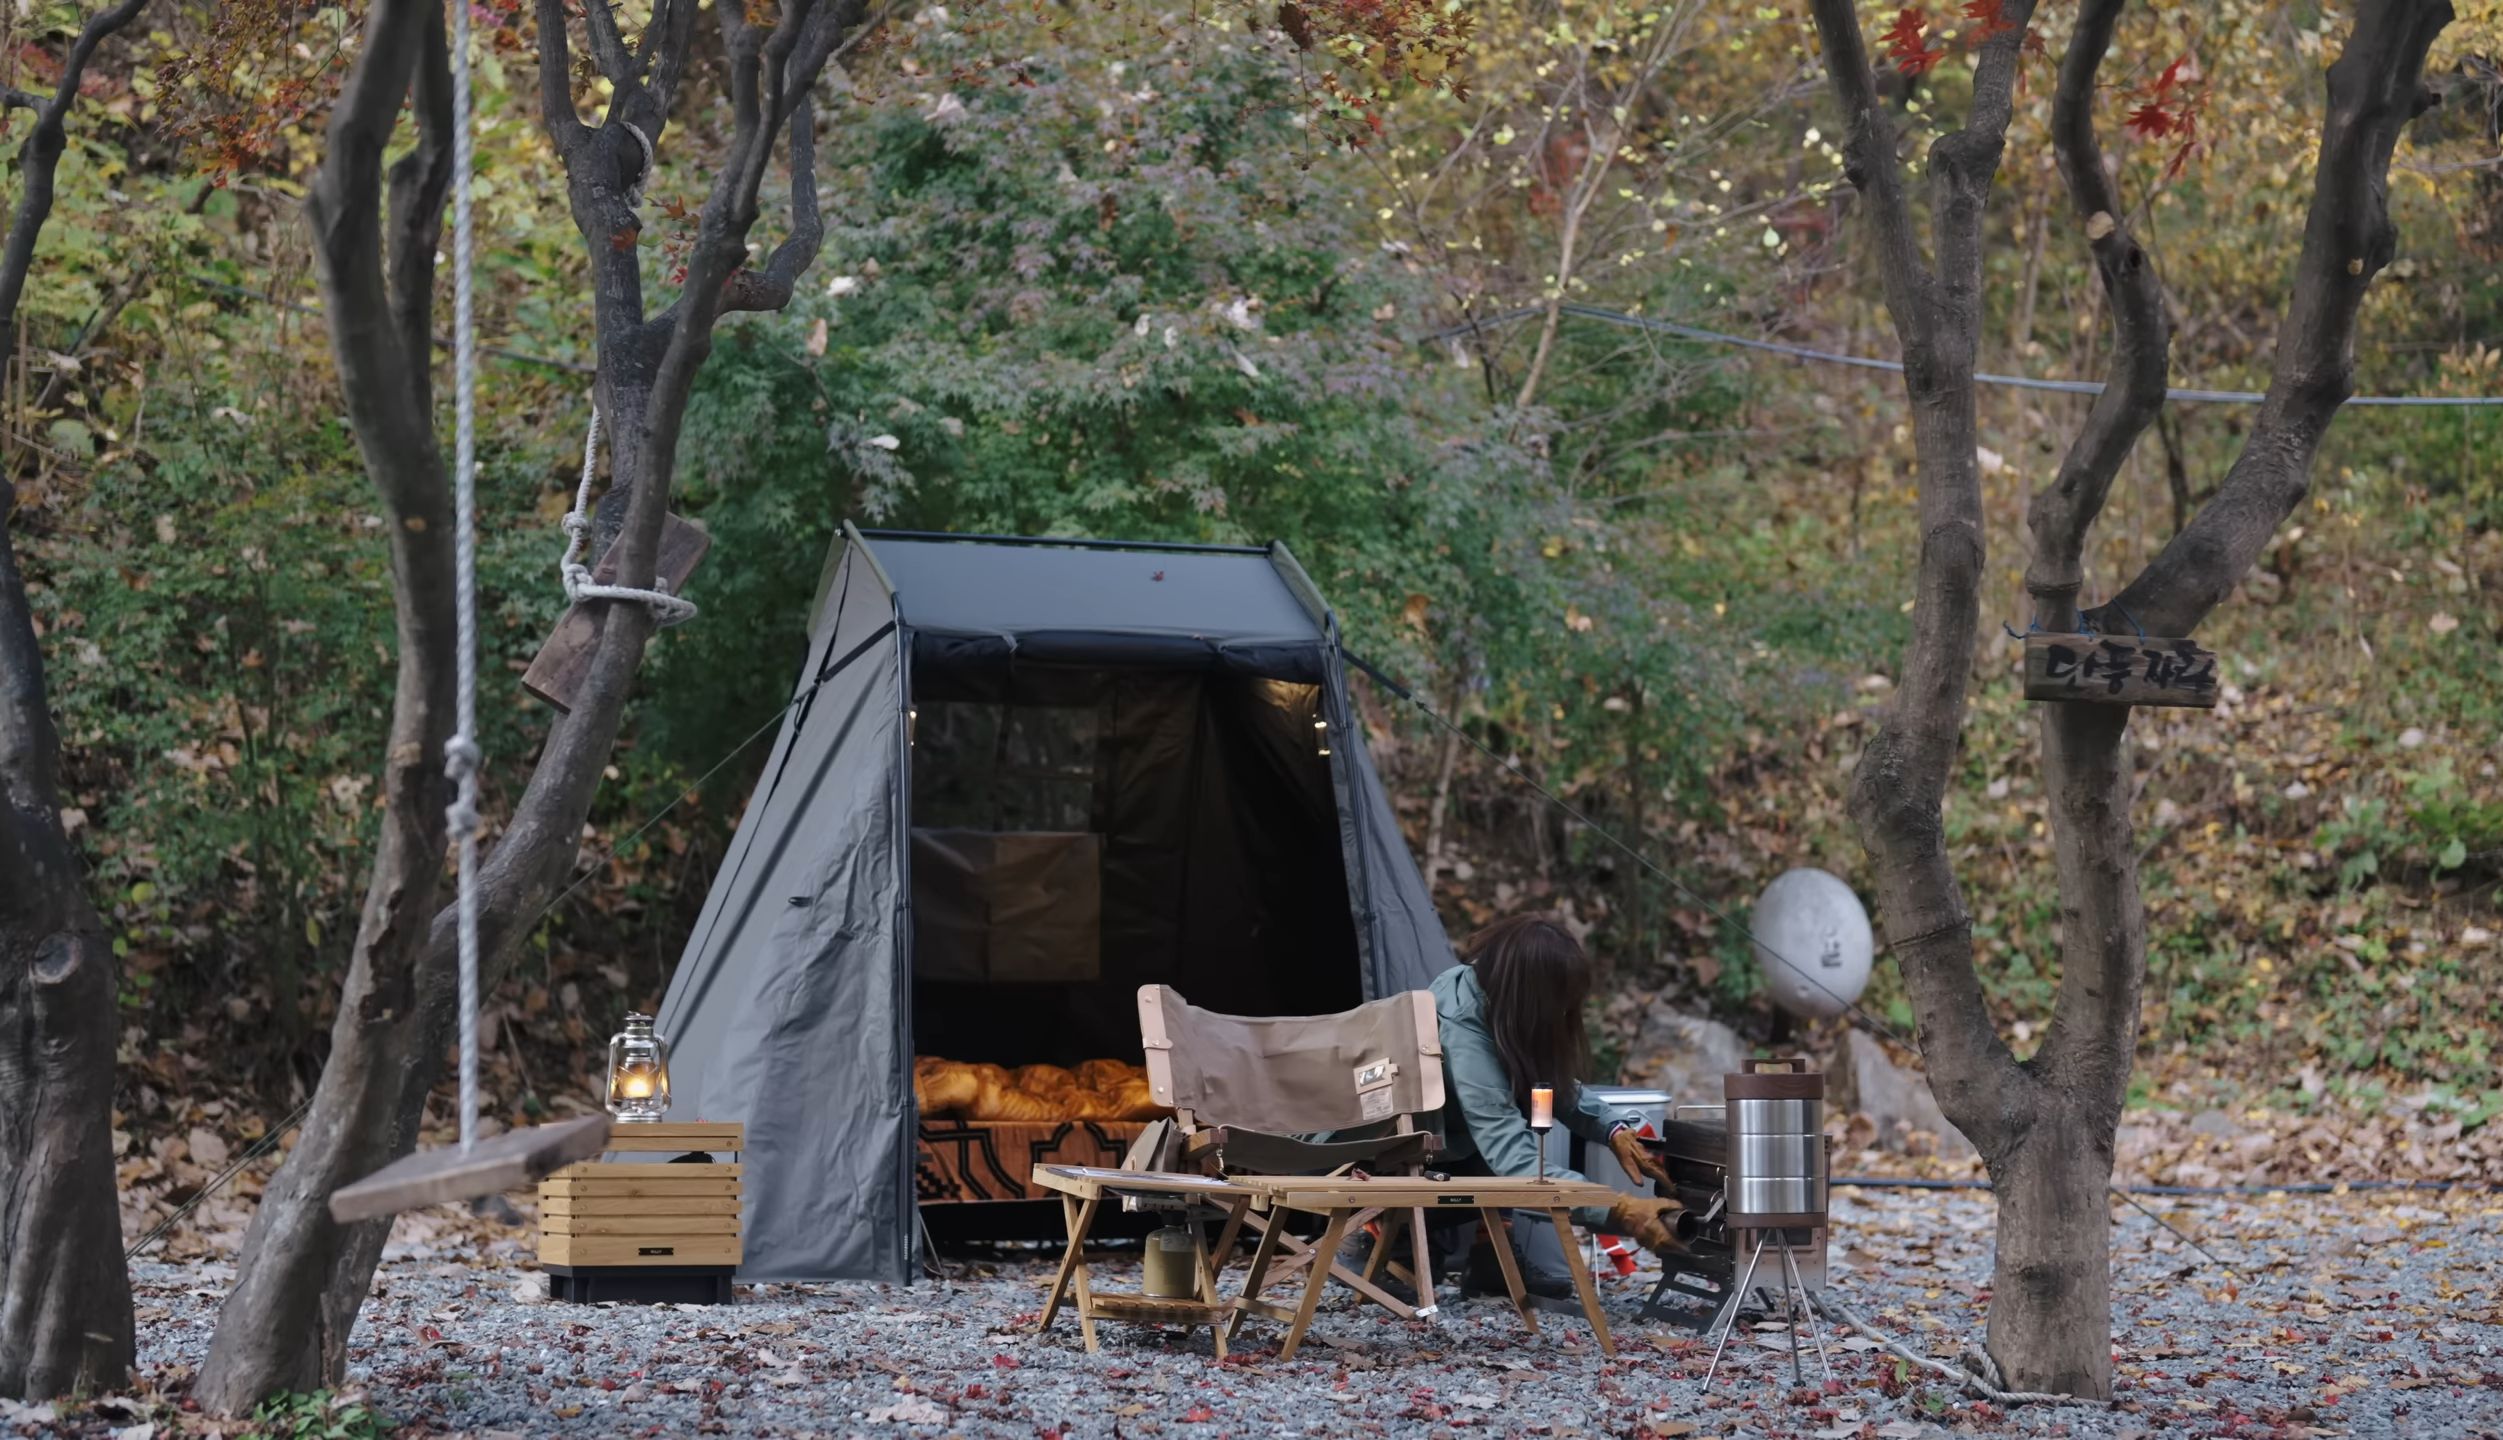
[536,1123,745,1291]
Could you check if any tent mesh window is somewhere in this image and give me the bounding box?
[906,667,1361,1068]
[912,700,1102,832]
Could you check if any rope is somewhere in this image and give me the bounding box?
[124,1098,314,1261]
[1422,302,2503,408]
[559,406,699,626]
[448,0,483,1157]
[1803,1290,2102,1407]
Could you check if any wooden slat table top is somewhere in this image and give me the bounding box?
[1034,1165,1260,1202]
[605,1121,743,1152]
[550,1161,743,1182]
[1237,1174,1619,1213]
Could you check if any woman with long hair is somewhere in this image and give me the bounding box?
[1417,913,1683,1297]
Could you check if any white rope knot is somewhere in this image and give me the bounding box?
[560,404,700,628]
[620,121,656,209]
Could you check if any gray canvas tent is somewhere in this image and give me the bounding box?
[657,526,1454,1281]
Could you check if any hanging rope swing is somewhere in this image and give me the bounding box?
[328,5,687,1223]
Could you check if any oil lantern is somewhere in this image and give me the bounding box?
[605,1012,672,1124]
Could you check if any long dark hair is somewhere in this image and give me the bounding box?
[1462,913,1594,1111]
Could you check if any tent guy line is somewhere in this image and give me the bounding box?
[1423,302,2503,408]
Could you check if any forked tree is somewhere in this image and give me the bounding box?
[0,0,152,1402]
[193,0,865,1410]
[1805,0,2452,1397]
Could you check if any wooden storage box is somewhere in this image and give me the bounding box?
[536,1122,743,1303]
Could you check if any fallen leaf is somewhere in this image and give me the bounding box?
[867,1397,948,1424]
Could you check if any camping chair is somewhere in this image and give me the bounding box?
[1136,983,1451,1325]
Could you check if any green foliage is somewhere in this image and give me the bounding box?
[249,1390,395,1440]
[651,23,1749,849]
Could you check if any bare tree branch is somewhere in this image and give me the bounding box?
[583,0,640,89]
[1928,5,2038,368]
[645,0,704,113]
[1804,0,1935,362]
[2108,0,2453,637]
[2024,0,2170,631]
[0,0,151,360]
[533,0,588,153]
[719,92,823,314]
[385,1,455,417]
[1809,0,2046,1150]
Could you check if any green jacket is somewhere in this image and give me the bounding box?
[1431,963,1638,1229]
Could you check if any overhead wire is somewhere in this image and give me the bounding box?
[1421,302,2503,407]
[1340,649,2278,1266]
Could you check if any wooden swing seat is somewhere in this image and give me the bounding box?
[328,1114,613,1223]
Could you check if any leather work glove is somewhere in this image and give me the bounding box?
[1604,1194,1687,1256]
[1608,1125,1671,1187]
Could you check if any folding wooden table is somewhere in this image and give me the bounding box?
[1229,1174,1622,1359]
[1032,1165,1260,1359]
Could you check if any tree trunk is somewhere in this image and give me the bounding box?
[1984,1097,2118,1396]
[201,0,860,1410]
[193,0,459,1410]
[0,0,160,1402]
[0,486,134,1402]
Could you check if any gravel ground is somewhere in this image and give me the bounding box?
[86,1188,2503,1439]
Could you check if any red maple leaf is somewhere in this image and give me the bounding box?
[2152,54,2191,99]
[1880,8,1945,76]
[2125,102,2177,139]
[1960,0,2017,39]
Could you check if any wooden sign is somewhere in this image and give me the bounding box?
[2022,632,2219,709]
[521,513,711,712]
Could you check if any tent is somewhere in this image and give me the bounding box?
[657,526,1454,1282]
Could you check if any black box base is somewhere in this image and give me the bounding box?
[545,1264,736,1305]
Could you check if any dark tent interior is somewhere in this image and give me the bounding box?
[906,657,1361,1068]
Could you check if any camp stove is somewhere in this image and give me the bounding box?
[1637,1059,1835,1388]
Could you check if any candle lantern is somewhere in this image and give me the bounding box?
[605,1012,672,1124]
[1313,718,1331,757]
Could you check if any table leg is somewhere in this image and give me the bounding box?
[1208,1197,1251,1290]
[1227,1212,1287,1344]
[1362,1213,1397,1285]
[1039,1193,1100,1335]
[1547,1208,1614,1359]
[1479,1209,1539,1337]
[1279,1209,1354,1363]
[1193,1219,1228,1362]
[1072,1253,1100,1355]
[1255,1207,1417,1320]
[1408,1206,1438,1320]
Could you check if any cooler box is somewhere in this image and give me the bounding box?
[1539,1086,1672,1196]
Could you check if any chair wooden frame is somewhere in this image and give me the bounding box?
[1032,1167,1621,1362]
[1137,985,1450,1322]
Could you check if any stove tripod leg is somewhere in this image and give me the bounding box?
[1701,1231,1765,1393]
[1776,1234,1831,1385]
